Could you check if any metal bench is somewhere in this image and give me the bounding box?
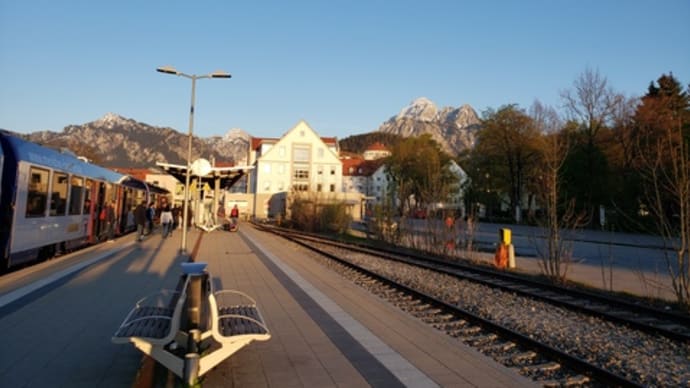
[196,289,271,376]
[112,265,271,384]
[112,277,190,376]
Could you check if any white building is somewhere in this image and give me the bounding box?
[243,120,362,220]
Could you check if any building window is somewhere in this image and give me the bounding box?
[263,181,271,191]
[293,168,309,180]
[317,183,322,192]
[263,163,271,173]
[293,145,310,162]
[330,166,336,175]
[330,184,335,192]
[293,183,308,191]
[317,166,323,175]
[278,164,285,174]
[279,146,286,157]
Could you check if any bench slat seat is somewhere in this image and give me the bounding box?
[198,289,271,376]
[218,305,269,336]
[112,287,186,346]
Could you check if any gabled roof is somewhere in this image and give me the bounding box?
[251,137,279,151]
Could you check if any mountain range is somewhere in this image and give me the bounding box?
[9,98,480,168]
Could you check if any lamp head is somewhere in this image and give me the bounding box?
[156,65,179,75]
[210,71,232,79]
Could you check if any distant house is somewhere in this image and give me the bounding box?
[244,120,362,220]
[362,142,392,160]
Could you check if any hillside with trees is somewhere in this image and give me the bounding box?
[338,132,403,154]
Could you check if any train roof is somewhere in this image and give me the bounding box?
[0,131,125,183]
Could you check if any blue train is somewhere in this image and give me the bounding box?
[0,131,168,271]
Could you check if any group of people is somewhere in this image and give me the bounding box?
[133,201,182,241]
[113,200,239,242]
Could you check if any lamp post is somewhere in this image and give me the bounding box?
[157,65,231,257]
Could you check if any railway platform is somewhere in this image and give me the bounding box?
[0,224,536,387]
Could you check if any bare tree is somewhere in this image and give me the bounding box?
[561,67,623,142]
[530,101,588,282]
[560,68,624,223]
[634,74,690,307]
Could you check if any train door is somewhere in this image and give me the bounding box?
[84,179,96,243]
[95,182,117,242]
[119,187,135,234]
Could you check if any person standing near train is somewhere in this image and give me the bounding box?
[100,201,116,242]
[134,201,147,242]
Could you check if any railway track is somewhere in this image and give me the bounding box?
[255,223,689,387]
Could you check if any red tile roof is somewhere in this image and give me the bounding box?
[342,158,385,176]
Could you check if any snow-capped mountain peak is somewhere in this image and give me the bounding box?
[223,127,250,141]
[397,97,438,122]
[379,97,481,155]
[96,112,127,127]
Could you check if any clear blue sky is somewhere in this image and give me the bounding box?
[1,0,688,139]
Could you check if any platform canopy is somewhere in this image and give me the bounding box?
[156,161,253,190]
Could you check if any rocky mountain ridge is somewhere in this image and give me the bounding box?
[24,113,250,168]
[13,98,480,168]
[377,97,480,155]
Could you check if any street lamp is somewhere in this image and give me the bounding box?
[157,65,231,258]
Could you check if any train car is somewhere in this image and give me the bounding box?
[0,132,146,270]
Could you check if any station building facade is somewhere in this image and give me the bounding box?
[237,120,363,221]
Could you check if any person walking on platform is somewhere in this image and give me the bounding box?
[146,202,155,235]
[160,205,173,238]
[134,201,147,242]
[172,205,181,230]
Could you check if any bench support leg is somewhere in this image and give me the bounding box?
[184,353,200,386]
[131,340,184,379]
[198,338,254,376]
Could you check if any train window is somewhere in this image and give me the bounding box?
[69,176,84,215]
[26,167,49,217]
[84,179,92,213]
[50,172,68,216]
